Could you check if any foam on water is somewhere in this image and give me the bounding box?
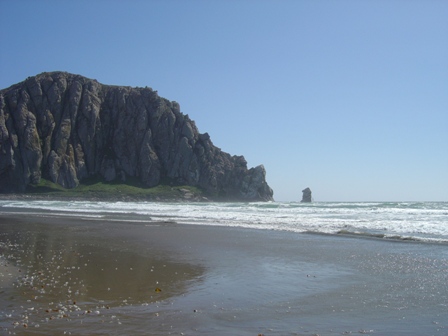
[1,200,447,243]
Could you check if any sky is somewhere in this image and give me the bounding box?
[1,0,447,202]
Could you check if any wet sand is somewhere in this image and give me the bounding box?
[0,213,447,335]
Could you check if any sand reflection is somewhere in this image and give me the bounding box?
[0,217,204,333]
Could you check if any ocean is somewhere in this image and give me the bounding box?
[0,200,447,244]
[1,200,448,335]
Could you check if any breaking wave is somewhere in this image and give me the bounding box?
[1,200,447,243]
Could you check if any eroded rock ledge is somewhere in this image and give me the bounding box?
[0,72,273,201]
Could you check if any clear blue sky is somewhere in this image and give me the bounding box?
[1,0,447,201]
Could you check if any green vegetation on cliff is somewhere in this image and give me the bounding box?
[24,178,206,201]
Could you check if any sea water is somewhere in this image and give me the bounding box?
[1,200,448,335]
[0,200,447,243]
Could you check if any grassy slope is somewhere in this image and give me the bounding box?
[24,178,206,201]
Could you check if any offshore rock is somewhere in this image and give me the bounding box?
[301,187,312,203]
[0,72,274,201]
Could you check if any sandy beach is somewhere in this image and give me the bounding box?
[0,213,447,335]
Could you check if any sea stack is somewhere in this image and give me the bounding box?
[301,188,312,203]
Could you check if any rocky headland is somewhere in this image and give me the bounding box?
[0,72,273,201]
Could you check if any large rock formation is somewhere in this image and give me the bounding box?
[301,187,312,203]
[0,72,273,201]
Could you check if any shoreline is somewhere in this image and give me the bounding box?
[2,201,446,246]
[0,192,209,203]
[1,213,447,335]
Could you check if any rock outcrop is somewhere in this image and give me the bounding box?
[0,72,273,201]
[301,187,312,202]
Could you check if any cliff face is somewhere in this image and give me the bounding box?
[0,72,273,201]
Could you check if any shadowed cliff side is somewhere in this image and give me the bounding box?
[0,72,273,201]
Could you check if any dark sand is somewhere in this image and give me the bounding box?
[0,213,447,335]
